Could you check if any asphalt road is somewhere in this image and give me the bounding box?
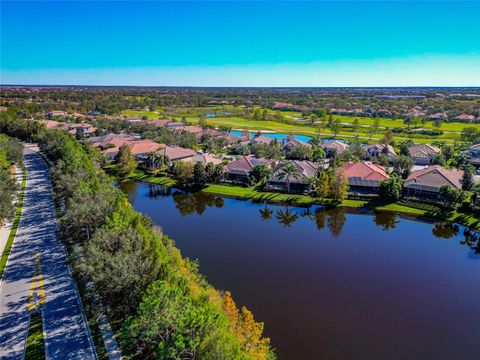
[0,147,96,359]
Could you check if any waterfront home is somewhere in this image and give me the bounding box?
[363,143,397,161]
[321,140,349,157]
[66,122,97,137]
[404,165,463,199]
[183,153,223,165]
[224,156,272,184]
[337,161,389,194]
[407,144,441,165]
[266,160,320,193]
[103,139,165,160]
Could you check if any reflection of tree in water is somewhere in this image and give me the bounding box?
[172,191,223,216]
[259,207,273,221]
[374,211,399,231]
[461,228,480,255]
[326,207,346,237]
[311,207,346,236]
[118,180,138,202]
[432,222,460,239]
[276,208,299,227]
[148,184,172,198]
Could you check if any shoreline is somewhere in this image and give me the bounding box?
[124,169,480,232]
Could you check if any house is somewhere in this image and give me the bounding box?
[182,153,223,166]
[281,137,311,152]
[321,140,349,157]
[338,161,389,194]
[251,135,274,146]
[224,133,248,145]
[156,146,197,163]
[66,122,96,137]
[88,133,136,148]
[103,139,165,160]
[363,144,397,160]
[468,143,480,157]
[266,160,320,193]
[40,120,65,130]
[455,114,475,122]
[428,113,448,121]
[404,165,463,199]
[224,156,272,184]
[46,110,68,119]
[408,144,441,165]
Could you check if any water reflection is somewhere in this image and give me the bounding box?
[259,207,273,221]
[462,228,480,254]
[275,208,299,227]
[148,183,172,198]
[432,222,460,239]
[374,211,399,231]
[172,191,224,216]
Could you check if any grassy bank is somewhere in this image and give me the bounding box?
[125,169,479,231]
[25,312,45,360]
[0,166,27,278]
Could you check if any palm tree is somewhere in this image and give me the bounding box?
[276,208,299,227]
[277,162,300,194]
[259,206,273,221]
[148,153,168,171]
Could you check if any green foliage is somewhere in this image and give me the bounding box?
[461,166,475,191]
[439,185,467,211]
[116,144,138,177]
[285,144,312,160]
[250,165,272,185]
[173,161,195,188]
[379,174,404,202]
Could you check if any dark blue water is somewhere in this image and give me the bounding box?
[120,181,480,360]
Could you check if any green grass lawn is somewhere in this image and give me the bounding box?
[121,110,164,120]
[25,312,45,360]
[0,166,26,278]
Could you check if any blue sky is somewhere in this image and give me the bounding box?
[1,1,479,86]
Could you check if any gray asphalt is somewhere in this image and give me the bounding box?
[0,147,96,360]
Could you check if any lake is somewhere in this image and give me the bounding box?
[230,131,312,143]
[120,181,480,360]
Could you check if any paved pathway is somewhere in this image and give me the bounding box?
[0,147,96,359]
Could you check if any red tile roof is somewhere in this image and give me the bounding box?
[339,161,389,181]
[405,165,463,190]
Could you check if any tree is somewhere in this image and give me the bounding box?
[331,118,342,138]
[194,162,207,186]
[328,171,349,202]
[173,161,194,188]
[352,118,360,132]
[262,109,268,121]
[311,146,326,163]
[277,163,300,193]
[378,174,403,202]
[313,170,330,200]
[116,144,137,177]
[381,128,394,145]
[461,165,475,191]
[250,165,272,185]
[276,208,299,227]
[431,153,446,166]
[259,207,273,221]
[147,152,168,171]
[286,144,312,160]
[439,185,467,211]
[392,155,414,178]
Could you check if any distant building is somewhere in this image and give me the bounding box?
[363,144,397,161]
[321,140,349,157]
[407,144,441,165]
[454,114,475,122]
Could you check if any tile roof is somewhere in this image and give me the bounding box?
[405,165,463,190]
[225,156,272,174]
[363,143,397,157]
[271,160,320,182]
[339,161,389,181]
[159,146,197,161]
[408,144,440,159]
[183,153,223,165]
[321,140,349,153]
